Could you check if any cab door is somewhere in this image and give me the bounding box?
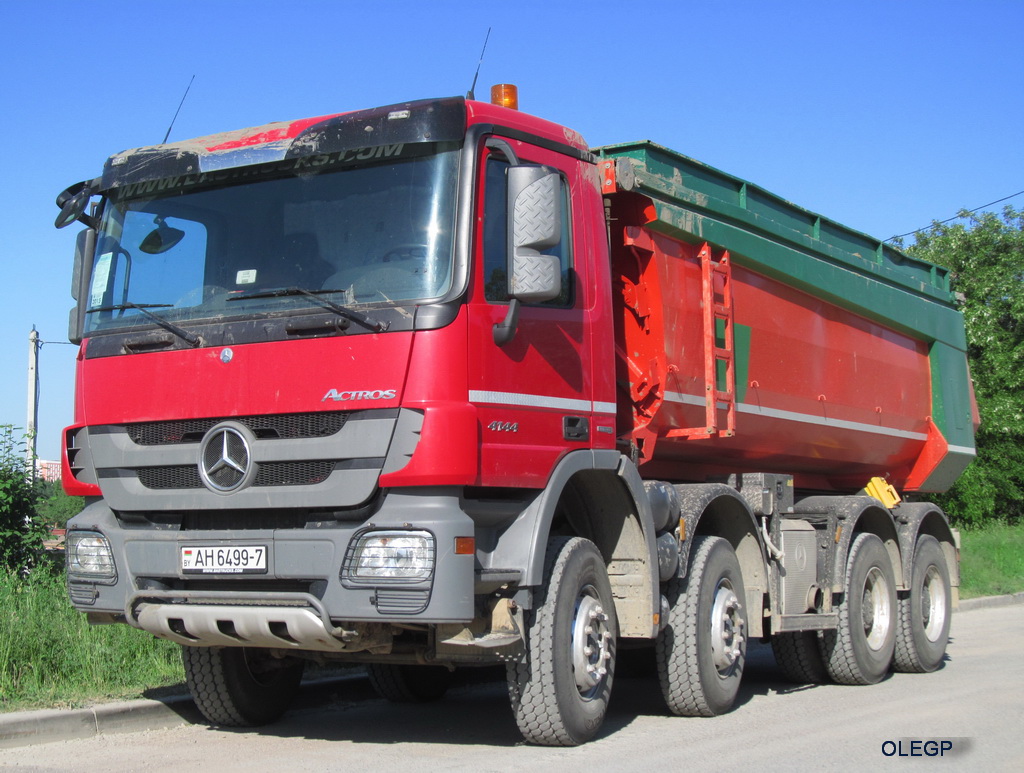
[467,136,606,487]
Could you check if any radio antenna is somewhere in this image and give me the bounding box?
[162,74,196,144]
[467,27,492,100]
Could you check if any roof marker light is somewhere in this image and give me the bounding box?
[490,84,519,110]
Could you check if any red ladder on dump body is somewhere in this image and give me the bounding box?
[667,243,737,439]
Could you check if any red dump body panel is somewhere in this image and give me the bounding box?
[614,226,933,491]
[601,142,976,493]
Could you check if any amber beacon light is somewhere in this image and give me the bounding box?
[490,83,519,110]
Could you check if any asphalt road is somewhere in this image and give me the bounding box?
[2,603,1021,772]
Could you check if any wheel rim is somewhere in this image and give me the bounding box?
[861,566,892,650]
[710,578,745,675]
[921,565,947,642]
[571,585,612,697]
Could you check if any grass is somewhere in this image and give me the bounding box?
[0,567,184,713]
[1,520,1021,713]
[958,520,1024,599]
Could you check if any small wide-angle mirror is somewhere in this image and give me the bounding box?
[139,216,186,254]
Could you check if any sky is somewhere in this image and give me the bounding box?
[1,0,1022,461]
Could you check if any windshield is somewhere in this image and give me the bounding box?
[84,144,459,336]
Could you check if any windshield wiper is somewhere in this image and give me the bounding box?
[86,303,201,346]
[227,287,389,332]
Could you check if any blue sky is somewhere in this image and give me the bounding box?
[2,0,1022,460]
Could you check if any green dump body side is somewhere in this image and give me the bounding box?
[597,141,976,493]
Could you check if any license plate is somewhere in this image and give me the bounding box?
[181,545,267,574]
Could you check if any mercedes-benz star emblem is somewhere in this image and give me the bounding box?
[199,425,251,492]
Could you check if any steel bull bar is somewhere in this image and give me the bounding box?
[127,590,353,652]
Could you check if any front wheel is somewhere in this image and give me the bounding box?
[506,537,618,746]
[894,535,951,673]
[366,663,452,702]
[182,646,304,726]
[656,535,747,716]
[820,533,897,685]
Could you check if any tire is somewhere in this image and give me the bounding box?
[894,535,951,673]
[506,537,618,746]
[366,663,452,702]
[656,535,747,716]
[771,631,829,684]
[820,533,896,685]
[182,645,305,726]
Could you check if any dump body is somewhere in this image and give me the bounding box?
[599,142,976,492]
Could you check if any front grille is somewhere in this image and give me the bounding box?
[150,578,319,595]
[374,589,431,615]
[127,412,349,445]
[138,461,338,489]
[68,583,99,605]
[138,465,203,489]
[182,511,311,530]
[255,461,336,487]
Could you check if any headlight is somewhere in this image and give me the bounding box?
[66,530,117,583]
[344,531,435,583]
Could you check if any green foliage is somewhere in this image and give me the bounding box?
[907,207,1024,526]
[0,567,184,711]
[0,426,48,571]
[33,479,85,529]
[958,520,1024,599]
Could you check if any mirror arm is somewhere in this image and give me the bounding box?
[492,298,521,346]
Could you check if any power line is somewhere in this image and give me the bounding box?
[886,188,1024,242]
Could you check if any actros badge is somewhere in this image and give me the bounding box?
[322,388,397,402]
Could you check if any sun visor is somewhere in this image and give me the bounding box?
[100,97,466,193]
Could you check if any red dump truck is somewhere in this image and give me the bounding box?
[55,86,975,745]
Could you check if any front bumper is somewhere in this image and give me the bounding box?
[66,488,476,650]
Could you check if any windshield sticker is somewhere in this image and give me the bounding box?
[91,253,113,308]
[115,143,409,200]
[236,269,257,285]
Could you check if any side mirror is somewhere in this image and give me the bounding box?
[69,228,96,344]
[507,167,562,303]
[55,180,99,230]
[493,167,563,346]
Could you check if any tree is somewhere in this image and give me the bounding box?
[0,426,48,570]
[33,479,85,529]
[905,206,1024,526]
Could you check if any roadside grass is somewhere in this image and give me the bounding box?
[0,567,184,713]
[958,520,1024,599]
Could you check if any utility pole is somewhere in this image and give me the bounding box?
[26,326,39,479]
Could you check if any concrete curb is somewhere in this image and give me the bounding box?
[0,694,199,750]
[958,591,1024,611]
[0,675,354,750]
[3,595,1023,749]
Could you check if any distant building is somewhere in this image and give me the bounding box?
[37,460,62,482]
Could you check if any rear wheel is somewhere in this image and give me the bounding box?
[366,663,452,702]
[820,533,896,685]
[182,645,304,726]
[772,631,830,684]
[894,535,951,673]
[656,535,747,716]
[506,537,618,746]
